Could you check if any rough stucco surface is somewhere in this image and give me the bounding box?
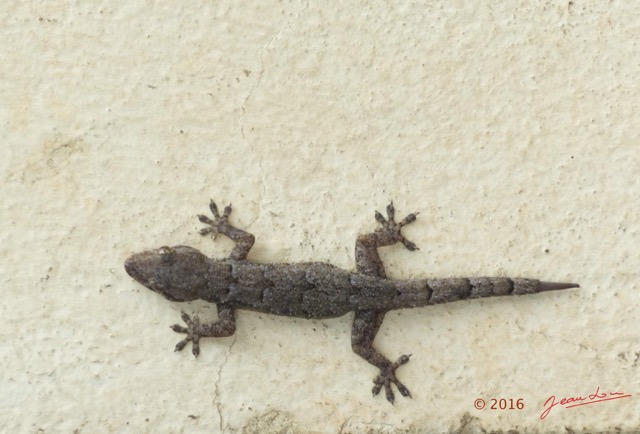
[1,1,638,433]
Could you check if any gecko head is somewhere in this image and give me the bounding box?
[124,246,210,302]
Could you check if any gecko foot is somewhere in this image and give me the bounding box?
[197,199,255,260]
[198,200,232,239]
[372,354,412,404]
[171,311,204,357]
[375,202,419,251]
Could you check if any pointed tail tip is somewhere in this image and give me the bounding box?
[539,281,580,292]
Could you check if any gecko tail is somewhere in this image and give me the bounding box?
[509,278,579,296]
[436,277,580,299]
[389,277,579,309]
[538,281,580,292]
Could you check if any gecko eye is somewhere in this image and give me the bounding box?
[159,246,176,265]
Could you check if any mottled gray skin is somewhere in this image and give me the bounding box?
[124,200,579,404]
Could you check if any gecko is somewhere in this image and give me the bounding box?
[124,200,579,404]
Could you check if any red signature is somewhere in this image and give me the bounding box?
[540,386,632,420]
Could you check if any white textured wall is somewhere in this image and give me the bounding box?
[1,1,638,433]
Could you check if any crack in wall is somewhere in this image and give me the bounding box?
[213,334,237,433]
[238,1,309,197]
[238,0,309,138]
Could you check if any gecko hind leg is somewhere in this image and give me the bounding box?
[198,200,255,260]
[355,201,419,277]
[352,309,412,404]
[352,202,418,403]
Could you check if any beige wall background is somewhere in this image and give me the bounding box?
[1,1,638,433]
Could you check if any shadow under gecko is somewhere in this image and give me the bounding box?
[124,200,579,404]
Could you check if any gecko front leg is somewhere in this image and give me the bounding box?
[198,200,255,260]
[166,200,249,357]
[352,202,418,403]
[171,304,236,357]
